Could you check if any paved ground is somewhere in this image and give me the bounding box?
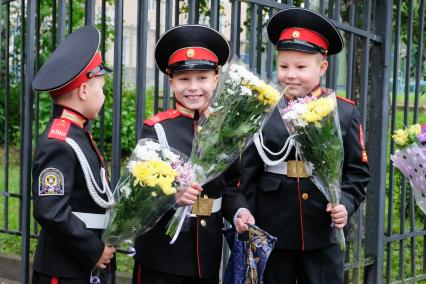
[0,278,19,284]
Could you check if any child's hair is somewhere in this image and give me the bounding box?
[314,52,327,63]
[51,90,75,103]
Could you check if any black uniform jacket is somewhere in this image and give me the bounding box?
[134,105,248,279]
[239,94,371,251]
[32,105,110,278]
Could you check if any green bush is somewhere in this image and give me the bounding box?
[0,84,22,145]
[92,77,155,159]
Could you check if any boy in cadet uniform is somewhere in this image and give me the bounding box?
[238,8,371,284]
[31,25,116,283]
[132,24,254,284]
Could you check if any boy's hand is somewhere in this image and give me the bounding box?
[175,182,203,206]
[326,203,348,228]
[96,246,116,269]
[235,208,255,234]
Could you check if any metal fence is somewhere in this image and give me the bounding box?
[0,0,424,283]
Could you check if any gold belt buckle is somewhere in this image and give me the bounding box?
[287,160,309,178]
[191,195,214,216]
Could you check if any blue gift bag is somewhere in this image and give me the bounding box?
[223,224,277,284]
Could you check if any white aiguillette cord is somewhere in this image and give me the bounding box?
[253,131,299,167]
[65,138,114,209]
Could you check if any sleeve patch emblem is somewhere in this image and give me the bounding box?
[39,168,64,196]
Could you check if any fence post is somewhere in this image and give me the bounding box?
[21,0,36,282]
[364,0,392,283]
[135,0,148,141]
[85,0,95,26]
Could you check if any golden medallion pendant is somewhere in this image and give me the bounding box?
[287,160,309,178]
[192,195,214,216]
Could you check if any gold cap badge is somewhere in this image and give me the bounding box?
[186,48,195,58]
[292,30,300,38]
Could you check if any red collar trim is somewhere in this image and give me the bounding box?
[60,108,87,128]
[176,103,195,119]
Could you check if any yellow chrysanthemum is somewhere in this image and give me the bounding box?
[242,81,281,106]
[130,160,177,195]
[256,82,281,106]
[157,179,176,195]
[408,124,421,136]
[301,111,320,123]
[300,97,335,124]
[392,129,409,146]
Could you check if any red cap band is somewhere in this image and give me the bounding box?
[168,47,218,66]
[279,27,329,51]
[50,52,103,96]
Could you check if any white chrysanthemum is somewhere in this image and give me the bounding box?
[120,183,132,198]
[144,141,162,151]
[163,148,179,162]
[135,146,160,161]
[282,110,300,121]
[240,85,253,96]
[283,110,307,128]
[127,160,137,171]
[293,103,308,114]
[295,118,307,127]
[229,63,240,73]
[238,67,261,86]
[228,63,264,90]
[229,70,241,84]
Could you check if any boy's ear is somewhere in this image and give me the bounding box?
[319,60,329,76]
[168,76,174,91]
[77,83,88,100]
[214,71,220,87]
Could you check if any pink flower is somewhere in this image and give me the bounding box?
[283,96,317,113]
[418,124,426,144]
[418,133,426,144]
[172,160,197,187]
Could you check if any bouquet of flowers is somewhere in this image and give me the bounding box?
[102,138,195,250]
[281,89,346,251]
[391,124,426,214]
[166,57,284,243]
[223,224,277,284]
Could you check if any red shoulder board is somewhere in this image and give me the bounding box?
[48,118,71,141]
[336,96,356,105]
[144,110,181,126]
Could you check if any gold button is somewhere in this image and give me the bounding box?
[302,193,309,200]
[200,219,207,227]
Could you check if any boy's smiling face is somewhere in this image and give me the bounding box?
[277,50,328,98]
[169,70,218,112]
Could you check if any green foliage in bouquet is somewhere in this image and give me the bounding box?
[282,94,346,251]
[102,140,192,248]
[165,59,283,243]
[104,176,175,245]
[192,61,282,181]
[296,114,344,204]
